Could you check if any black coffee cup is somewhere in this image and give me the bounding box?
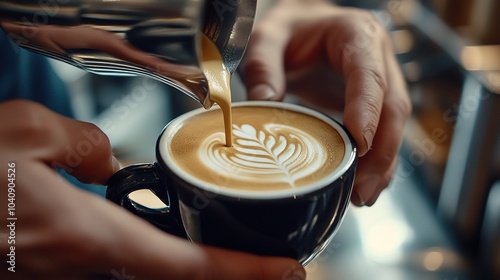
[106,101,357,265]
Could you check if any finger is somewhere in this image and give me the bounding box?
[50,117,120,184]
[1,100,119,184]
[200,246,305,280]
[351,40,411,206]
[352,154,398,207]
[328,15,388,157]
[241,14,290,101]
[364,156,399,206]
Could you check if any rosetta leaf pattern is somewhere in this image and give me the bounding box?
[199,123,326,187]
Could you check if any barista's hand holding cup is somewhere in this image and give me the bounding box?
[106,101,357,265]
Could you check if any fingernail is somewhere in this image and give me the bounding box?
[356,176,381,207]
[248,84,276,100]
[111,155,122,172]
[362,129,375,156]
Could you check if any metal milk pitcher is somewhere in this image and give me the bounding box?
[0,0,257,108]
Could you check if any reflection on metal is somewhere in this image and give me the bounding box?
[353,193,414,265]
[417,247,469,273]
[422,250,444,271]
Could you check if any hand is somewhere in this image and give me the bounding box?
[0,100,304,280]
[241,0,412,206]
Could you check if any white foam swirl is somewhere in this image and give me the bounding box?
[199,123,327,187]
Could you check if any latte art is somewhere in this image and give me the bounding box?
[166,105,345,192]
[199,123,327,187]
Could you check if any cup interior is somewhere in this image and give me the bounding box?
[158,101,356,199]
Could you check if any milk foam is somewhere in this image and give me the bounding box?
[199,123,327,187]
[166,105,346,192]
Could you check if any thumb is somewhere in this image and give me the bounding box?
[241,25,290,101]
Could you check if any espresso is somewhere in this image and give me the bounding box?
[166,105,345,191]
[201,35,233,147]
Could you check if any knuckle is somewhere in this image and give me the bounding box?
[84,122,111,147]
[365,101,381,128]
[1,100,56,143]
[333,9,390,47]
[386,93,413,120]
[368,68,388,93]
[355,67,389,96]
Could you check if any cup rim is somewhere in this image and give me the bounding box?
[158,101,357,200]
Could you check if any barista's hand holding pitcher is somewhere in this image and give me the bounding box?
[242,0,412,206]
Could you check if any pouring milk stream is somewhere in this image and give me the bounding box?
[201,35,233,147]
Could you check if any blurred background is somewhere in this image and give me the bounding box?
[45,0,499,279]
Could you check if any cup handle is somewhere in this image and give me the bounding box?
[106,163,187,238]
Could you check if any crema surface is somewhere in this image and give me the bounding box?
[167,106,345,191]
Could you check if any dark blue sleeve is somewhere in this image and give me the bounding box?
[0,31,74,117]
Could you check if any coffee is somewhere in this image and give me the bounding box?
[108,101,357,265]
[201,35,233,147]
[166,105,345,191]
